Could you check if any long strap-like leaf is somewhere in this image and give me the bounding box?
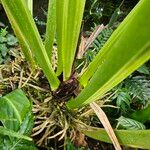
[56,0,86,80]
[1,0,60,90]
[83,127,150,149]
[25,0,33,15]
[55,0,68,76]
[45,0,56,61]
[67,0,150,108]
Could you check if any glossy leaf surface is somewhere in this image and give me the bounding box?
[68,0,150,108]
[83,127,150,149]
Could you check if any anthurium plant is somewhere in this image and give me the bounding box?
[1,0,150,149]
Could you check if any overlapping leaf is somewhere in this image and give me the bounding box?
[68,0,150,108]
[1,0,60,90]
[56,0,86,79]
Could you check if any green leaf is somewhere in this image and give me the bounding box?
[0,28,8,37]
[67,0,150,109]
[13,145,37,150]
[19,111,34,135]
[115,91,131,112]
[25,0,33,15]
[56,0,86,79]
[83,127,150,149]
[0,89,36,149]
[0,113,16,121]
[108,8,121,27]
[6,34,18,46]
[130,103,150,123]
[0,126,32,141]
[1,0,60,90]
[0,44,8,57]
[1,1,35,67]
[55,0,68,76]
[0,89,31,131]
[45,0,56,62]
[66,139,76,150]
[137,64,150,75]
[0,36,7,43]
[117,116,146,130]
[92,28,113,53]
[125,76,150,103]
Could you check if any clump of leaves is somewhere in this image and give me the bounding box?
[1,0,150,149]
[112,89,131,112]
[111,63,150,114]
[0,27,18,64]
[125,76,150,107]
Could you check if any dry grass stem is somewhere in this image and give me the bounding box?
[90,102,122,150]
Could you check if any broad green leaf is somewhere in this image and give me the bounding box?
[130,103,150,123]
[0,89,31,131]
[83,127,150,149]
[45,0,56,61]
[67,0,150,108]
[0,114,16,121]
[19,111,34,135]
[117,116,145,130]
[0,89,36,149]
[56,0,86,79]
[1,0,60,90]
[0,126,32,141]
